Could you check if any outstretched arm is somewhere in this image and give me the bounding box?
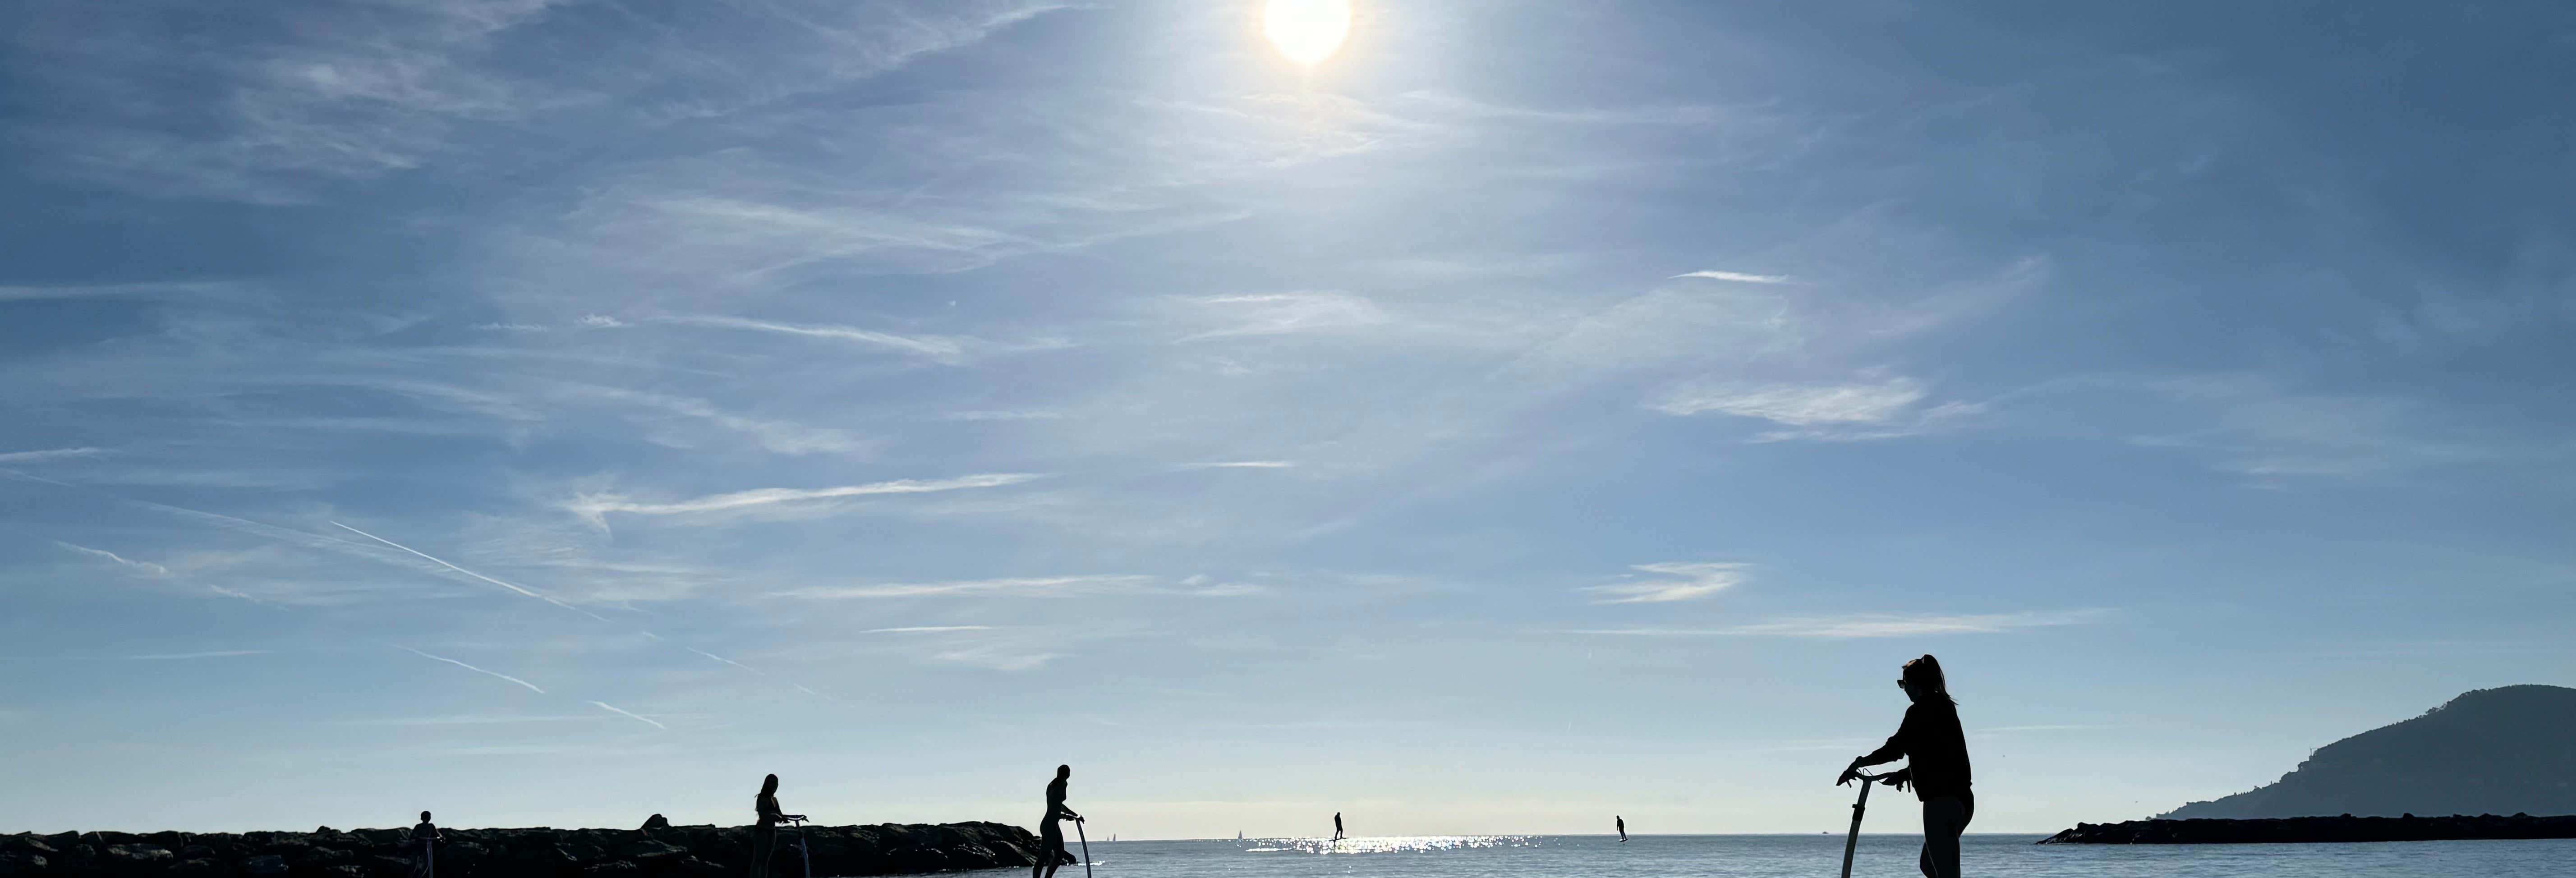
[1838,708,1914,784]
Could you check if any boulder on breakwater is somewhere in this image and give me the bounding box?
[2037,812,2576,844]
[0,822,1072,878]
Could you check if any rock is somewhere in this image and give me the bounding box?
[101,847,173,871]
[32,823,1056,878]
[0,838,57,858]
[883,848,948,874]
[2037,812,2576,844]
[0,851,48,878]
[664,859,723,878]
[637,817,670,833]
[615,840,682,865]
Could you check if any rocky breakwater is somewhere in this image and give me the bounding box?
[1,822,1072,878]
[2038,812,2576,844]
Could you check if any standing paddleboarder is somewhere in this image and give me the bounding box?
[1839,654,1973,878]
[1331,812,1343,841]
[1615,815,1626,842]
[1034,765,1082,878]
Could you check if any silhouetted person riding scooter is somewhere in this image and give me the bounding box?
[1840,654,1973,878]
[750,774,807,878]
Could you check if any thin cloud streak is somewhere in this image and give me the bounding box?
[1567,609,2110,639]
[865,625,998,633]
[1651,377,1929,425]
[397,647,547,694]
[52,541,171,576]
[105,650,272,660]
[340,715,601,726]
[1672,270,1799,284]
[664,315,965,362]
[1180,460,1297,469]
[569,473,1042,522]
[0,447,106,463]
[589,701,667,730]
[780,575,1156,599]
[1583,561,1747,604]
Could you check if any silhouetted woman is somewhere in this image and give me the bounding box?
[750,774,806,878]
[1840,655,1972,878]
[409,812,440,878]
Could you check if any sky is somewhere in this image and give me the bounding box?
[3,0,2575,840]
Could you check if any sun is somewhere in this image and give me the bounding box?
[1264,0,1352,66]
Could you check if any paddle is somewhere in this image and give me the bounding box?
[1074,818,1093,878]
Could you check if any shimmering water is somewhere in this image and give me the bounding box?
[1053,833,2576,877]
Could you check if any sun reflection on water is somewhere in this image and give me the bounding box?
[1241,836,1536,855]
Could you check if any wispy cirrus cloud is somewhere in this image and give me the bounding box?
[1582,561,1747,604]
[778,575,1156,599]
[1671,269,1800,285]
[340,714,603,726]
[1651,376,1927,424]
[52,541,170,576]
[1181,460,1297,469]
[781,575,1262,600]
[0,447,106,464]
[1179,292,1386,341]
[0,281,236,301]
[866,625,998,633]
[1568,609,2110,639]
[117,650,269,660]
[568,385,875,456]
[661,315,966,363]
[567,473,1043,525]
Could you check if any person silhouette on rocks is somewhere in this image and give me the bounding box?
[409,812,440,878]
[751,775,806,878]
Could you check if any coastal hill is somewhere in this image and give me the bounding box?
[2160,684,2576,820]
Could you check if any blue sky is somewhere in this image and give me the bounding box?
[4,0,2574,839]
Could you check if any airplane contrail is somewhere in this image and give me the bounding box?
[331,521,613,623]
[589,701,666,729]
[398,646,547,694]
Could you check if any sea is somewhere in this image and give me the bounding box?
[1058,833,2576,877]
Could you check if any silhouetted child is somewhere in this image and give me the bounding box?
[409,812,440,878]
[1034,765,1081,878]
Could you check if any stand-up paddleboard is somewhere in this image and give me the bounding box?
[1839,773,1881,878]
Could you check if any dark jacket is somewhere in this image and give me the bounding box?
[1859,700,1972,801]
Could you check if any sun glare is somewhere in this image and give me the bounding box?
[1264,0,1352,66]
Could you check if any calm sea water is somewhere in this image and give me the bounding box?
[1049,834,2576,878]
